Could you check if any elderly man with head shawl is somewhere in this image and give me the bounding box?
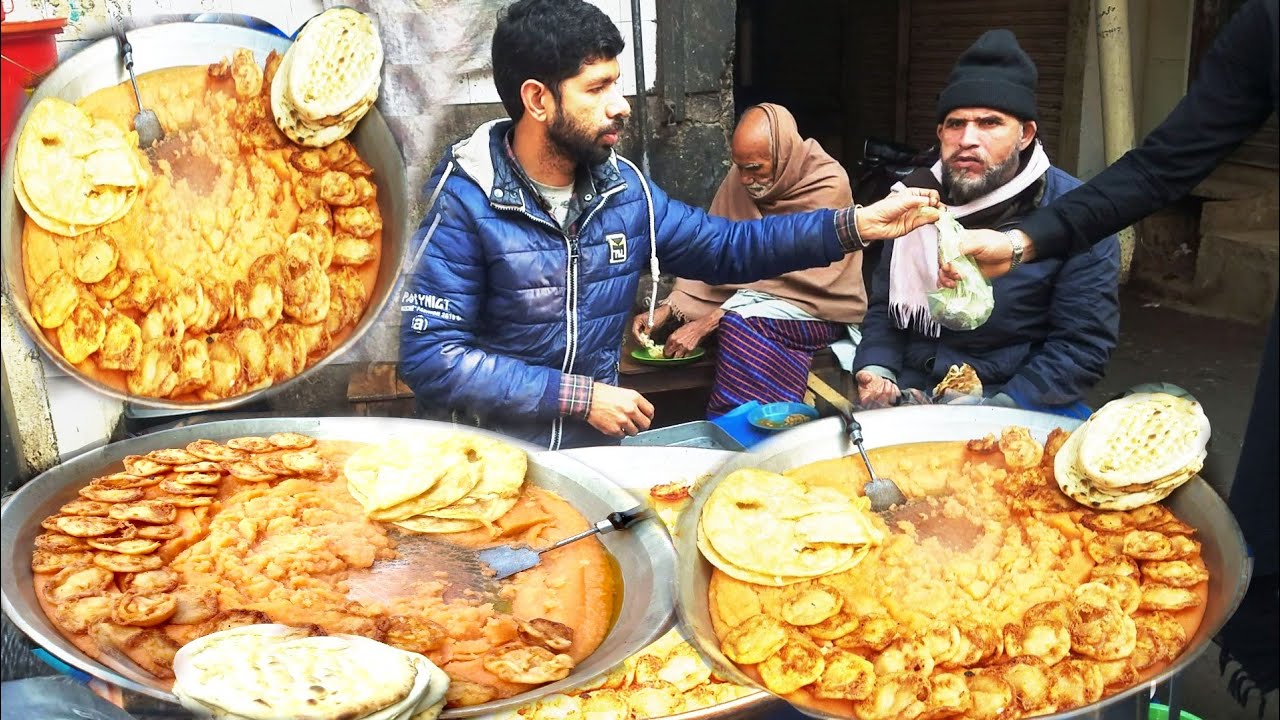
[632,103,866,415]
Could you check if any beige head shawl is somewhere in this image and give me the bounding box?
[664,104,865,324]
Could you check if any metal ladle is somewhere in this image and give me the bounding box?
[835,406,908,512]
[116,30,163,149]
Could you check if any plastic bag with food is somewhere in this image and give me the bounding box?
[926,211,994,331]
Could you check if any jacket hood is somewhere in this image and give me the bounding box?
[449,120,627,212]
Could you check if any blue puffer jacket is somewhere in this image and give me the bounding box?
[400,121,846,449]
[854,166,1121,413]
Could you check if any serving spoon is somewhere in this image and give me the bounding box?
[833,405,908,512]
[477,506,651,580]
[115,29,164,149]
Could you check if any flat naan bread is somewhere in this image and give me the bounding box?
[1053,425,1193,511]
[698,469,881,584]
[173,623,446,720]
[1077,393,1210,489]
[346,433,527,533]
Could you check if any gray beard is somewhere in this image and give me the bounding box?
[942,151,1021,205]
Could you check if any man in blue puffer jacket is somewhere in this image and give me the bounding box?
[399,0,939,449]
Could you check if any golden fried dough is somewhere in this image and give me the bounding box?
[32,550,97,574]
[91,265,131,300]
[758,634,825,696]
[35,533,92,552]
[32,273,83,333]
[268,432,316,449]
[721,614,787,665]
[98,312,142,370]
[44,564,115,603]
[135,523,183,540]
[331,235,377,266]
[73,235,119,283]
[118,568,179,594]
[57,595,115,633]
[55,297,106,364]
[59,499,112,517]
[814,651,875,700]
[319,170,358,206]
[781,586,844,626]
[113,271,159,314]
[482,643,574,684]
[225,460,276,482]
[53,515,132,537]
[111,592,177,627]
[186,439,247,462]
[334,204,380,238]
[93,551,164,573]
[87,536,162,555]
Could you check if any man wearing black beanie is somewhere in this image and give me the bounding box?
[854,30,1121,418]
[936,28,1038,126]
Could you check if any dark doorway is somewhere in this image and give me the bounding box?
[732,0,903,174]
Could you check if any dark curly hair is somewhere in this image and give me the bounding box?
[492,0,626,121]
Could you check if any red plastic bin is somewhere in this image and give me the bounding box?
[1,16,68,155]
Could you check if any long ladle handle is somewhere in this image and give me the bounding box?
[118,32,145,111]
[541,506,652,555]
[840,409,883,481]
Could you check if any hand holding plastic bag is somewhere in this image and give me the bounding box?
[926,211,995,331]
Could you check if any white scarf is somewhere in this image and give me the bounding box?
[887,142,1050,337]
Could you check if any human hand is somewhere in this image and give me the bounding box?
[938,229,1035,286]
[586,383,655,437]
[665,310,722,358]
[856,188,942,241]
[632,304,671,343]
[855,370,901,409]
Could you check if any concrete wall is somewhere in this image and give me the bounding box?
[1072,0,1193,179]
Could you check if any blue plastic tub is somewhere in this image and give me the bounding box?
[748,402,820,431]
[708,401,773,449]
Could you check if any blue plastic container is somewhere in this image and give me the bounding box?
[709,401,773,449]
[748,402,820,431]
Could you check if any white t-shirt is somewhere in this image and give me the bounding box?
[530,178,574,228]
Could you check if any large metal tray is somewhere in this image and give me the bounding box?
[622,421,746,452]
[0,22,410,411]
[674,406,1251,720]
[0,417,677,719]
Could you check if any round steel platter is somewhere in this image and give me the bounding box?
[1,417,676,718]
[0,21,410,411]
[674,405,1250,720]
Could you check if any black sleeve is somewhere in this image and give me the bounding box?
[1018,0,1277,258]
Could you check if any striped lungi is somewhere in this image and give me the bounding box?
[707,312,843,416]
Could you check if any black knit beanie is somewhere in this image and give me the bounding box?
[937,29,1038,122]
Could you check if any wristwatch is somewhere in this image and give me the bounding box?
[1005,230,1026,271]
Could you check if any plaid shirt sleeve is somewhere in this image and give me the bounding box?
[833,207,866,253]
[558,374,595,420]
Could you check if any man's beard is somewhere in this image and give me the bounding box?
[548,111,625,167]
[942,150,1021,205]
[745,181,773,199]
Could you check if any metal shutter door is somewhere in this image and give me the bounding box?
[904,0,1070,156]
